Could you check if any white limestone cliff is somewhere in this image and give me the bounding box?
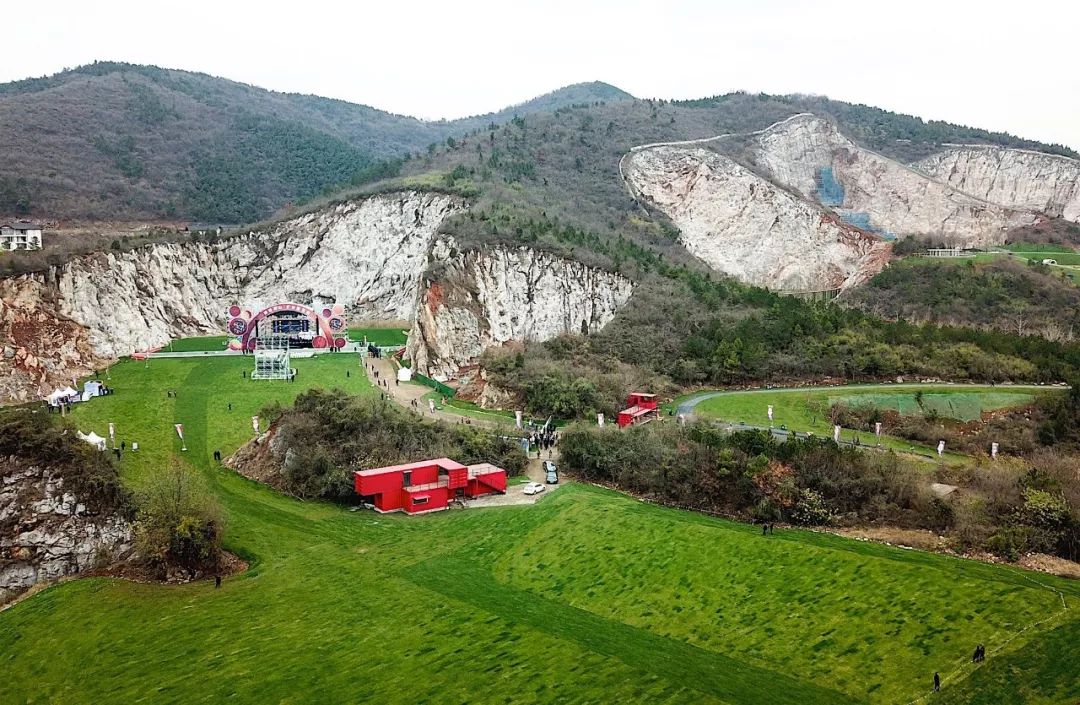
[54,191,465,358]
[1,461,133,603]
[751,114,1036,245]
[912,147,1080,222]
[622,145,891,291]
[0,191,636,401]
[407,241,634,378]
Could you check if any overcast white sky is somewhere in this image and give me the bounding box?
[9,0,1080,149]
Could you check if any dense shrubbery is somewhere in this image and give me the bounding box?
[559,421,1080,561]
[485,263,1080,419]
[846,257,1080,339]
[133,462,225,579]
[270,389,526,501]
[0,411,129,515]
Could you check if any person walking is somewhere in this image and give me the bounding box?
[121,441,126,451]
[215,575,222,589]
[933,672,940,692]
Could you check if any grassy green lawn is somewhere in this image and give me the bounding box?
[161,334,232,352]
[349,326,408,346]
[3,353,1078,704]
[676,384,1053,460]
[1001,243,1077,254]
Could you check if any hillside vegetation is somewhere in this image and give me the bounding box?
[846,257,1080,340]
[0,62,630,221]
[1,61,1072,223]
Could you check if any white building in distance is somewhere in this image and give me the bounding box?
[0,222,42,250]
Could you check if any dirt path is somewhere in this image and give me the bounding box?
[363,356,504,429]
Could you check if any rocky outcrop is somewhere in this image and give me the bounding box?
[0,278,104,403]
[407,241,634,378]
[622,145,891,291]
[1,461,132,603]
[53,192,465,358]
[912,147,1080,222]
[751,115,1036,246]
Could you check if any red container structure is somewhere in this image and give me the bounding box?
[354,457,507,514]
[617,392,659,428]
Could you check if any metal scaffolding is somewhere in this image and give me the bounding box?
[251,335,294,381]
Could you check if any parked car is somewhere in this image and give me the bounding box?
[523,482,546,495]
[543,461,558,484]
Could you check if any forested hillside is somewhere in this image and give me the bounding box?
[844,258,1080,339]
[0,62,630,221]
[1,61,1072,223]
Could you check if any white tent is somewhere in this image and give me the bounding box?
[396,366,413,382]
[77,431,107,451]
[82,381,104,401]
[47,389,67,406]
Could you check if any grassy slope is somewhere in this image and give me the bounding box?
[348,326,409,346]
[681,384,1053,459]
[3,353,1078,704]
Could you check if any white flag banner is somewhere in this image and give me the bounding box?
[937,440,946,457]
[597,413,605,427]
[833,425,841,443]
[515,410,522,429]
[174,424,184,441]
[991,442,999,459]
[677,413,686,425]
[767,405,774,422]
[252,416,259,434]
[874,422,882,439]
[108,422,115,443]
[428,399,435,414]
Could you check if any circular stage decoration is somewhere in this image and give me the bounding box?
[331,303,345,315]
[227,318,248,336]
[334,336,347,349]
[322,307,333,319]
[328,316,345,332]
[312,335,328,349]
[229,305,242,317]
[227,339,243,351]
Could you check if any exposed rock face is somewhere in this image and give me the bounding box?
[407,241,634,378]
[622,145,891,291]
[0,191,635,401]
[0,277,103,403]
[54,192,465,358]
[751,114,1036,245]
[912,147,1080,222]
[1,461,132,602]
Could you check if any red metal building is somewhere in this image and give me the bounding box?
[617,392,659,428]
[354,457,507,514]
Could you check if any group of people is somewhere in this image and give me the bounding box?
[931,643,988,693]
[112,440,137,460]
[528,429,558,457]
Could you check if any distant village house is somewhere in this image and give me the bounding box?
[0,221,42,251]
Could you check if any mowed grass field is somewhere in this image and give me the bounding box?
[681,384,1051,458]
[349,326,409,346]
[2,355,1078,704]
